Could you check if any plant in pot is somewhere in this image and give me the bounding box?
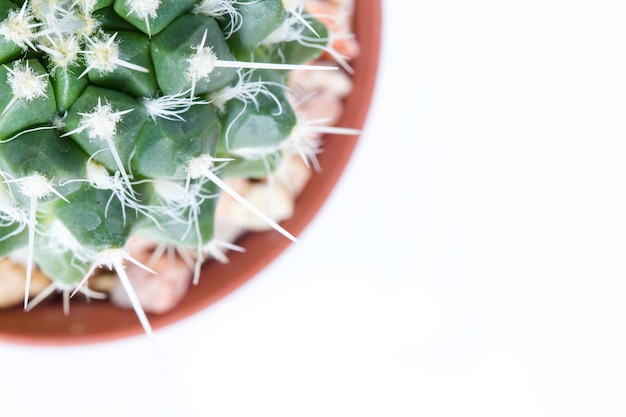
[0,0,380,344]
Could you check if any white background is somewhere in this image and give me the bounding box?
[2,1,626,416]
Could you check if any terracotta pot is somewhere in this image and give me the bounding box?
[0,1,382,345]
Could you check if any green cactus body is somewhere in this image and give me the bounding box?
[0,0,338,333]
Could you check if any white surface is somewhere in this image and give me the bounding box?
[2,1,626,416]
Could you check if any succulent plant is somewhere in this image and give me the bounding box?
[0,0,343,336]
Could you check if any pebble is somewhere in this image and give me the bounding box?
[289,66,354,98]
[108,246,193,315]
[0,259,51,309]
[273,152,314,197]
[228,181,295,232]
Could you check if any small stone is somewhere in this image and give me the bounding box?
[229,182,295,231]
[289,66,354,98]
[296,91,344,125]
[0,258,51,309]
[109,248,193,315]
[273,152,314,196]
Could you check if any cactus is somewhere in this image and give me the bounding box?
[0,0,347,336]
